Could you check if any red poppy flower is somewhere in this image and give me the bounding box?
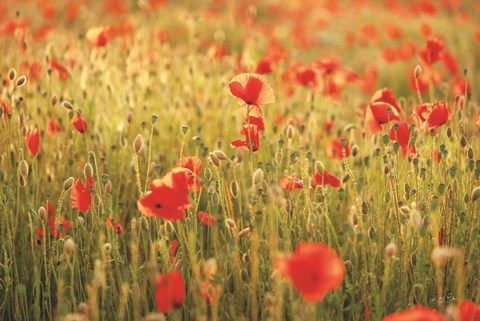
[230,124,260,152]
[1,100,10,118]
[311,170,341,188]
[176,156,202,192]
[458,300,480,321]
[228,73,275,110]
[85,26,109,47]
[72,113,87,133]
[50,59,69,80]
[198,211,218,226]
[155,271,186,313]
[200,281,218,303]
[137,168,192,220]
[36,226,44,248]
[371,88,401,114]
[419,37,444,65]
[276,242,344,302]
[413,101,452,132]
[255,59,273,75]
[295,68,317,87]
[365,102,401,134]
[71,176,95,212]
[327,136,350,160]
[106,216,124,235]
[49,216,73,239]
[47,118,62,136]
[279,177,304,191]
[442,51,458,75]
[246,115,265,131]
[389,122,416,157]
[382,306,444,321]
[26,128,40,156]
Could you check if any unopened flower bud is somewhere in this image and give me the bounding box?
[253,168,264,185]
[83,163,93,178]
[385,243,397,259]
[38,206,46,220]
[133,134,144,153]
[19,160,29,178]
[63,177,74,191]
[414,65,422,79]
[64,238,76,256]
[209,152,220,167]
[15,76,27,87]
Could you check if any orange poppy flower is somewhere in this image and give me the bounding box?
[106,216,124,235]
[276,242,344,302]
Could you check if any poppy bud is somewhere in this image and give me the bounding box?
[64,238,76,256]
[104,243,112,255]
[213,149,228,161]
[351,144,359,157]
[78,302,89,318]
[181,125,188,134]
[204,258,218,280]
[225,218,237,230]
[253,168,264,186]
[61,101,74,110]
[230,180,239,198]
[8,69,16,81]
[467,147,474,160]
[78,216,85,225]
[460,136,467,148]
[237,227,251,238]
[38,206,46,220]
[15,76,27,87]
[286,125,295,139]
[209,152,220,167]
[414,65,422,79]
[151,114,158,124]
[126,112,133,124]
[51,94,58,106]
[133,134,144,153]
[314,160,324,175]
[63,177,74,191]
[104,179,112,193]
[385,243,397,259]
[471,186,480,202]
[19,160,29,178]
[84,163,93,178]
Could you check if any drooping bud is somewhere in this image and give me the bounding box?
[63,177,74,191]
[133,134,144,153]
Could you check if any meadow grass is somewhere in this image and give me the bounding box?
[0,1,479,320]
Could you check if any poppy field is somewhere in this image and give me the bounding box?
[1,0,480,320]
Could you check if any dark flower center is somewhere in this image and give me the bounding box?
[155,203,162,209]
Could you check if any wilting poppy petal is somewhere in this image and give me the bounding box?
[382,306,444,321]
[155,271,186,313]
[276,242,344,302]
